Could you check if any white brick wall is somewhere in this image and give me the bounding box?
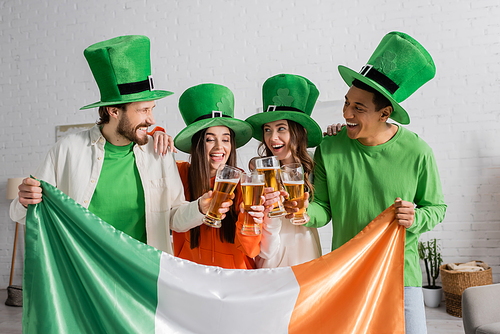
[1,0,499,287]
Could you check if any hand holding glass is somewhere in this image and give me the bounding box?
[240,172,265,236]
[203,164,241,228]
[254,156,287,218]
[281,163,309,225]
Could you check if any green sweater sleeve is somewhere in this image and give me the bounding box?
[306,145,332,228]
[407,148,447,234]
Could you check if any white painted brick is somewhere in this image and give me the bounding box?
[1,0,500,287]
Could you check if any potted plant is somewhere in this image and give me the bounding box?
[418,238,443,307]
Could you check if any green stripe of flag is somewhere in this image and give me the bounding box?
[24,180,161,334]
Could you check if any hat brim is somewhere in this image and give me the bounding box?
[338,66,410,125]
[245,111,323,147]
[174,118,253,154]
[79,90,174,110]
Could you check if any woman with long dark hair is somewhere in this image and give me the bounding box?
[246,73,323,268]
[172,83,266,269]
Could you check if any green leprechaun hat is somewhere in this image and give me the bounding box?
[338,31,436,125]
[80,35,173,110]
[245,74,323,147]
[174,83,253,153]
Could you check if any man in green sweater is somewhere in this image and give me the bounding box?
[305,32,447,333]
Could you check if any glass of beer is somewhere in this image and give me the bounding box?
[281,163,309,225]
[240,171,265,236]
[203,164,241,228]
[254,156,287,218]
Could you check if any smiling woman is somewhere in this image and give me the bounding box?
[171,83,265,269]
[262,120,292,162]
[204,126,233,177]
[245,73,323,268]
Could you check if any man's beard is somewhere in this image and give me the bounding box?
[117,112,150,146]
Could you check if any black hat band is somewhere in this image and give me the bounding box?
[118,75,154,95]
[194,111,232,123]
[265,105,304,113]
[359,65,399,94]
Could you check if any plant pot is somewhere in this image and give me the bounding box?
[422,286,442,308]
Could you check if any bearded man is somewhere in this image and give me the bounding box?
[10,35,219,254]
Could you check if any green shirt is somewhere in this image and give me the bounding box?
[88,141,146,243]
[307,126,446,286]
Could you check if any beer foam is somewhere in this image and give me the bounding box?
[215,178,240,184]
[283,180,304,185]
[241,182,265,187]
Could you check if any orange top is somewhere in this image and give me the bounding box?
[173,162,261,269]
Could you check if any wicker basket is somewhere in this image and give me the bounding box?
[440,261,492,317]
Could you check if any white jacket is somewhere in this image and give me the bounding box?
[10,125,203,255]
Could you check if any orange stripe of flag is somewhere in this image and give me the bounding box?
[289,205,406,334]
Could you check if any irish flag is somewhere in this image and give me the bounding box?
[23,180,405,334]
